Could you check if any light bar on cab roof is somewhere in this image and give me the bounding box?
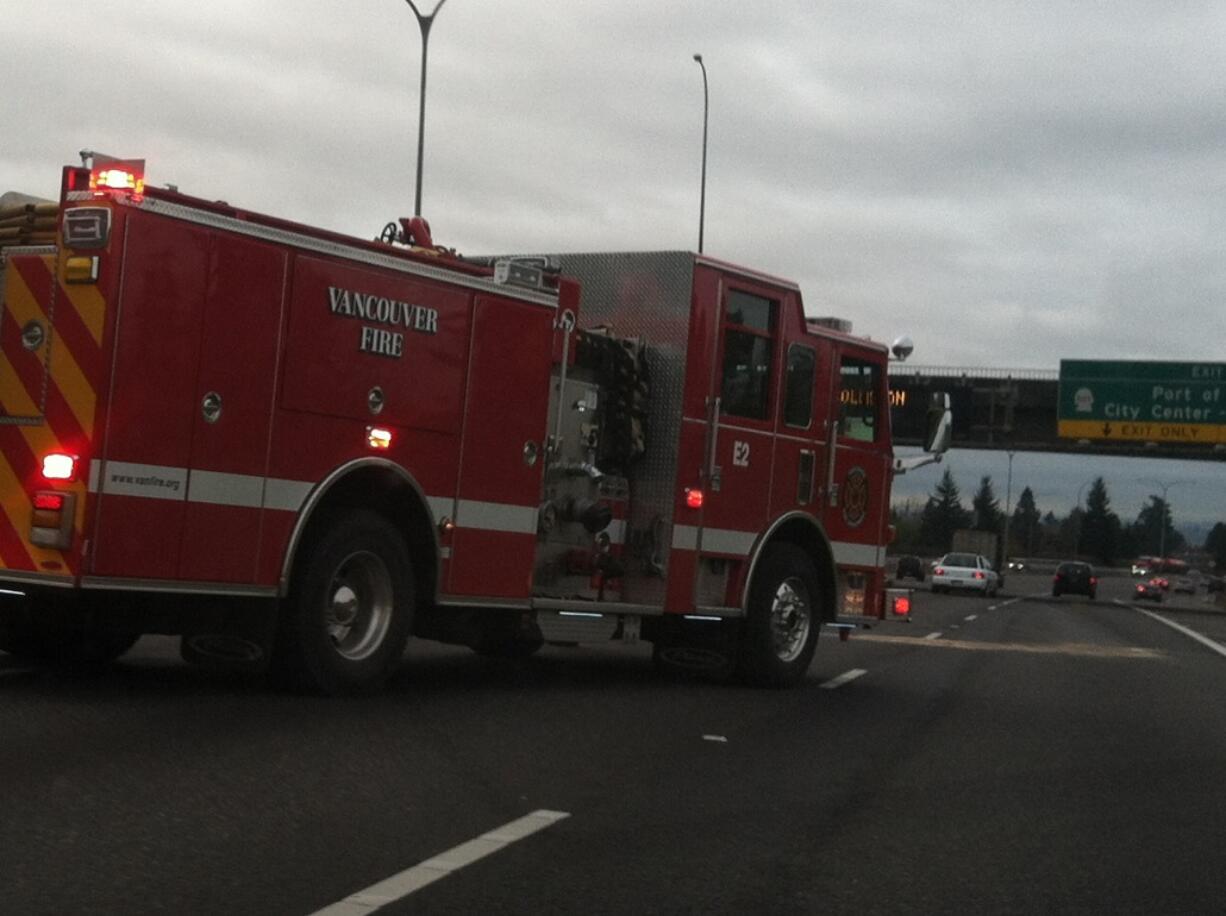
[89,157,146,201]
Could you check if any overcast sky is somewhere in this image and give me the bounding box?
[7,0,1226,369]
[5,2,1225,528]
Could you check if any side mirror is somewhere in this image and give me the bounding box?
[893,391,952,474]
[924,392,952,455]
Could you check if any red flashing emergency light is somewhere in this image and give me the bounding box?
[89,158,145,201]
[892,594,912,616]
[41,453,78,482]
[685,487,704,509]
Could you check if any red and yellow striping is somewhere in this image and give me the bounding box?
[0,248,103,576]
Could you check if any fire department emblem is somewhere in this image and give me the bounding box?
[842,467,869,528]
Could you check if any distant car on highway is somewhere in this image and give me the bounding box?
[1007,560,1027,572]
[894,555,925,582]
[1052,561,1097,600]
[1172,577,1197,595]
[932,552,999,596]
[1134,580,1164,602]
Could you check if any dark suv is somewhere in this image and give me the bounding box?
[895,555,925,582]
[1053,561,1097,599]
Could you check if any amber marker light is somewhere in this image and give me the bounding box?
[366,427,393,450]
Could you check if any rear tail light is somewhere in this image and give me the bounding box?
[32,493,65,511]
[974,571,985,580]
[30,490,76,550]
[934,567,945,576]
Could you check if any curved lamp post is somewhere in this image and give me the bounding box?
[692,53,708,253]
[1140,478,1181,560]
[405,0,449,216]
[1074,478,1094,557]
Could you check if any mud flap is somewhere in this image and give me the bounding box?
[650,616,741,680]
[180,598,278,674]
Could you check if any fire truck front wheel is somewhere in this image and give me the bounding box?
[740,543,822,688]
[279,511,414,695]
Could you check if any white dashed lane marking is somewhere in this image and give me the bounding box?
[820,668,867,689]
[312,810,570,914]
[924,631,943,640]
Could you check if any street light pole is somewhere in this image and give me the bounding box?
[1002,450,1015,571]
[692,53,708,254]
[405,0,449,217]
[1074,478,1093,558]
[1140,479,1180,560]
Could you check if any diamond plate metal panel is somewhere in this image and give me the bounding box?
[550,252,695,606]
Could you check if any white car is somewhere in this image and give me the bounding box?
[931,552,1000,596]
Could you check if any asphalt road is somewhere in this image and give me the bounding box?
[3,574,1225,914]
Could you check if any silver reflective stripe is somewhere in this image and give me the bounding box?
[673,520,883,569]
[672,525,698,551]
[427,495,454,522]
[832,541,880,568]
[86,462,537,539]
[701,527,757,556]
[188,469,264,508]
[264,478,313,512]
[93,460,187,502]
[455,499,538,535]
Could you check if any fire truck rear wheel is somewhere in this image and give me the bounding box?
[280,510,414,695]
[740,543,822,688]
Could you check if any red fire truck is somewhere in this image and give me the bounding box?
[0,154,948,693]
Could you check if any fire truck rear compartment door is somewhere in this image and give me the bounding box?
[179,234,287,583]
[447,295,553,598]
[90,216,209,579]
[279,256,468,434]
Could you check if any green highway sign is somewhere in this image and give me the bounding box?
[1058,359,1226,443]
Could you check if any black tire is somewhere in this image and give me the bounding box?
[277,510,414,695]
[739,543,822,688]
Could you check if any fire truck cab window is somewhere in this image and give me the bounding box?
[838,357,880,442]
[784,345,816,428]
[720,290,776,420]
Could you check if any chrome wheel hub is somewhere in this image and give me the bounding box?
[325,550,394,661]
[770,576,812,663]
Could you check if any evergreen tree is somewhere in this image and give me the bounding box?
[1011,486,1041,556]
[1080,477,1122,565]
[1130,496,1185,557]
[1205,523,1226,572]
[971,476,1004,534]
[919,468,972,553]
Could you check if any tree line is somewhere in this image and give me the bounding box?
[891,469,1226,569]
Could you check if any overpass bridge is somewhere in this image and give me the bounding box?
[887,365,1226,463]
